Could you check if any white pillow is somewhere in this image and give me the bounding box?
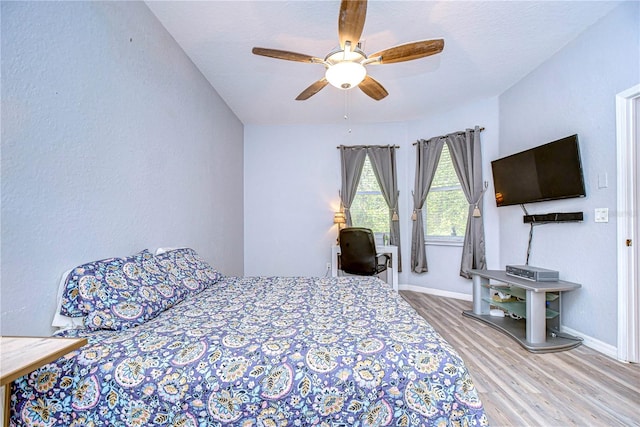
[155,247,186,255]
[51,268,85,330]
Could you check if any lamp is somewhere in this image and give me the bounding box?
[324,44,367,90]
[333,211,346,243]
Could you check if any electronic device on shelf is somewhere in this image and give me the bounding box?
[523,211,583,223]
[505,265,559,282]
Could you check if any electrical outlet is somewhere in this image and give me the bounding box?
[326,262,331,270]
[595,208,609,223]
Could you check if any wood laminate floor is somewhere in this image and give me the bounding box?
[401,291,640,427]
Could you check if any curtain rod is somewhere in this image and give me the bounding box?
[412,127,485,145]
[336,144,401,149]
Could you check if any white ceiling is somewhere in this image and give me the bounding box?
[146,1,620,126]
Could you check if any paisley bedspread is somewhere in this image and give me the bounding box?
[10,276,488,426]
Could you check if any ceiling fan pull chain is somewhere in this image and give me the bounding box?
[344,90,349,120]
[344,91,352,134]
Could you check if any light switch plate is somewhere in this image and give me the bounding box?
[598,173,608,189]
[595,208,609,223]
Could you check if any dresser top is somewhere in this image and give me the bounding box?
[1,336,87,386]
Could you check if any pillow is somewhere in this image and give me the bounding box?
[51,269,85,330]
[154,248,223,298]
[184,250,224,286]
[60,250,174,331]
[59,254,139,318]
[155,247,184,255]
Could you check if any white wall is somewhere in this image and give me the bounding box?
[1,2,244,336]
[498,2,639,346]
[244,97,500,294]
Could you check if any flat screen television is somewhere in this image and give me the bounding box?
[491,134,586,207]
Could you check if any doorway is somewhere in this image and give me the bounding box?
[616,84,640,363]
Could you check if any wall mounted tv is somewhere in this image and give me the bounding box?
[491,134,586,207]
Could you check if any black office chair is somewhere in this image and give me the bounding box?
[339,227,390,276]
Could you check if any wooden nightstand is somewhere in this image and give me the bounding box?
[0,336,87,427]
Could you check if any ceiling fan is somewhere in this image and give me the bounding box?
[252,0,444,101]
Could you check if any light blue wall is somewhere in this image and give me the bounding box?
[405,98,501,295]
[244,97,501,293]
[2,1,636,349]
[244,122,408,277]
[498,2,639,346]
[244,2,639,349]
[1,1,244,336]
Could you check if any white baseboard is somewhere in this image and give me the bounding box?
[399,283,473,301]
[399,284,620,360]
[561,325,618,360]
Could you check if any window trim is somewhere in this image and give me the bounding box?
[430,184,462,193]
[425,236,464,247]
[356,190,383,196]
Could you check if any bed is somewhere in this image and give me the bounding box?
[9,248,488,426]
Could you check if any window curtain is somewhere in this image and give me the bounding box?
[339,146,367,226]
[410,137,445,273]
[367,146,402,272]
[444,126,487,278]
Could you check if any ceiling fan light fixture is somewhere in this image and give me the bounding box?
[325,61,366,90]
[252,1,444,100]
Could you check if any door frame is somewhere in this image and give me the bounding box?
[616,83,640,363]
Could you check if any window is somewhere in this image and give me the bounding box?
[424,144,468,244]
[350,156,389,234]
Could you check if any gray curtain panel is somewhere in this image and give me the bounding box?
[339,146,367,226]
[411,137,444,273]
[367,146,402,272]
[444,126,487,278]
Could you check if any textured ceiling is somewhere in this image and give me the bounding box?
[146,1,620,126]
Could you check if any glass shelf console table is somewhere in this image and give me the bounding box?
[462,269,582,353]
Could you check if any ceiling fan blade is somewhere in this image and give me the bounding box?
[338,0,367,50]
[296,78,329,100]
[369,39,445,64]
[359,75,388,101]
[252,47,320,63]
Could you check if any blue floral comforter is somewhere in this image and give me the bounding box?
[11,276,488,426]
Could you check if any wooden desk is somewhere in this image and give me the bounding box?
[331,244,398,291]
[1,336,87,426]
